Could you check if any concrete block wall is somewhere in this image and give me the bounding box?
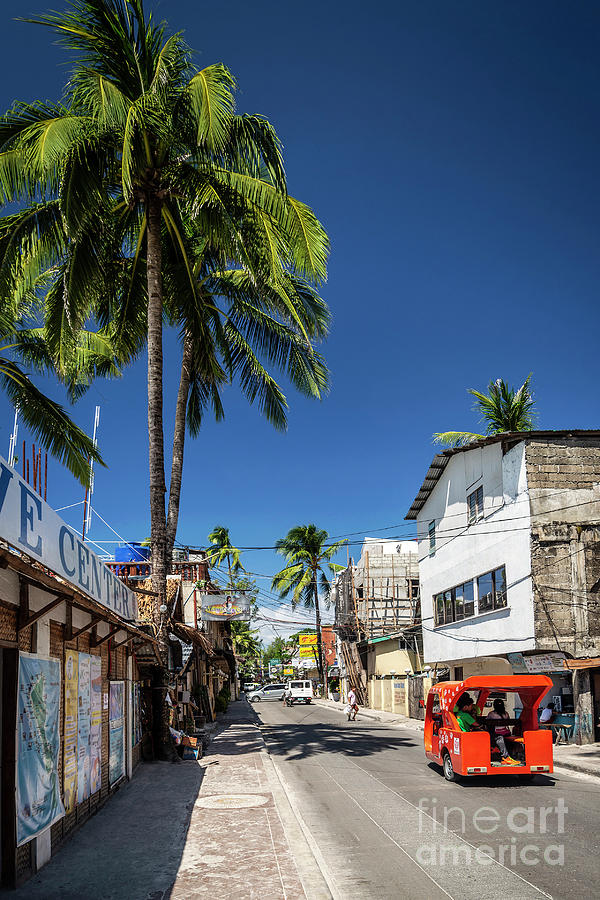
[525,436,600,657]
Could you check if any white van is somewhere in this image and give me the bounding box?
[287,680,313,704]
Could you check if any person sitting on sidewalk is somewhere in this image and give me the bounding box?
[486,698,521,765]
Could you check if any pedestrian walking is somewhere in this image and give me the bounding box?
[347,686,358,721]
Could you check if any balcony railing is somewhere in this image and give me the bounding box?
[106,560,208,583]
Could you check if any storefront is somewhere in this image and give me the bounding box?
[0,458,160,886]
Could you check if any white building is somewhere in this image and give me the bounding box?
[405,431,600,744]
[406,437,533,673]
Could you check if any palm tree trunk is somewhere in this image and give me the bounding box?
[165,332,193,566]
[146,192,174,760]
[313,565,324,680]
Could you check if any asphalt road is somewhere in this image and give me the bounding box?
[255,699,600,900]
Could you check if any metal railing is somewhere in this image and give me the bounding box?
[105,560,207,582]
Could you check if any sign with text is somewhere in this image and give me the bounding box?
[507,652,567,674]
[298,634,318,659]
[0,457,137,621]
[200,593,250,621]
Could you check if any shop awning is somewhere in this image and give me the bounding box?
[170,621,215,657]
[565,658,600,670]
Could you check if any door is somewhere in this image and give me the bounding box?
[425,692,442,758]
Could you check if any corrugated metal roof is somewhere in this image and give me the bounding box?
[405,430,600,520]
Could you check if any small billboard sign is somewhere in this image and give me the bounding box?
[200,593,251,621]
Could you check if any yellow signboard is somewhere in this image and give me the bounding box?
[299,634,317,645]
[299,634,318,659]
[283,668,294,676]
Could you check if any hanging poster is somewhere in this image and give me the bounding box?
[90,656,102,794]
[131,682,142,748]
[200,592,250,621]
[64,649,79,812]
[77,654,91,804]
[109,681,125,784]
[17,652,65,845]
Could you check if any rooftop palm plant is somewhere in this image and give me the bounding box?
[433,375,536,448]
[272,525,346,678]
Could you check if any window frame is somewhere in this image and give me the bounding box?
[477,565,507,613]
[433,566,507,626]
[428,520,436,556]
[467,484,484,524]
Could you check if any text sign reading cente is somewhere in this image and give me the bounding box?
[0,457,137,621]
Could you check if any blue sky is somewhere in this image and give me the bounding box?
[1,2,599,641]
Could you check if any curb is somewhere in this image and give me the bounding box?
[553,760,600,779]
[260,744,337,900]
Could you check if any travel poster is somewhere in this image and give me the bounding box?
[90,656,102,794]
[17,653,65,845]
[77,653,91,804]
[109,681,125,784]
[64,649,79,812]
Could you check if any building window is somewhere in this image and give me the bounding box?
[477,566,507,612]
[467,485,484,524]
[428,521,436,556]
[454,666,464,681]
[433,580,474,626]
[434,567,506,626]
[454,580,475,620]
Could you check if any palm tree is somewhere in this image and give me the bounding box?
[207,525,245,589]
[433,375,536,447]
[0,1,331,755]
[0,0,330,612]
[229,620,261,661]
[272,525,346,678]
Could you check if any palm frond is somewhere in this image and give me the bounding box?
[432,431,486,447]
[0,354,103,484]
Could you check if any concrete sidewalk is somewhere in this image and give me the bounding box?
[553,741,600,778]
[10,702,330,900]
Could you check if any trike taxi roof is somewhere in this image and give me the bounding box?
[433,675,552,713]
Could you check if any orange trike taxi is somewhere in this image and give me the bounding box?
[424,675,554,781]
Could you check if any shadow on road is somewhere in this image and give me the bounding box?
[259,718,417,761]
[426,761,557,788]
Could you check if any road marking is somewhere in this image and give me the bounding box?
[316,763,455,900]
[344,757,553,899]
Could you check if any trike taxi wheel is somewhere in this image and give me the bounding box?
[442,752,456,782]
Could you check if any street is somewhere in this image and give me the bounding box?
[257,699,600,900]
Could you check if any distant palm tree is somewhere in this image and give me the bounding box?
[207,525,245,589]
[272,524,346,678]
[230,620,261,660]
[433,375,535,447]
